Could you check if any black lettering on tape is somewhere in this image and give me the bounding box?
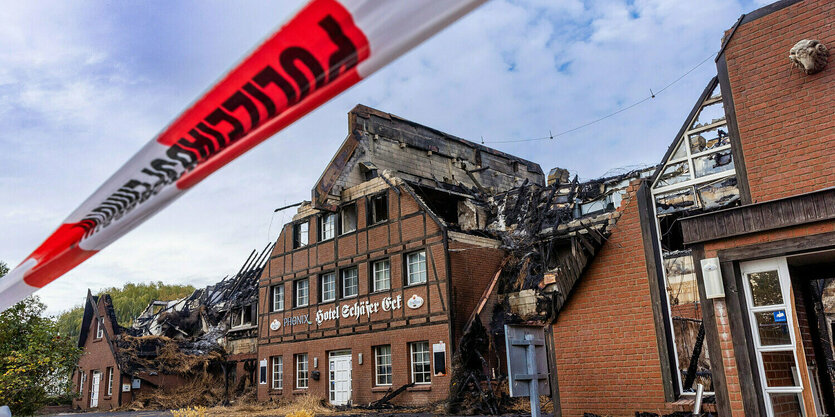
[280,47,325,102]
[205,108,245,144]
[222,91,260,131]
[254,65,297,107]
[319,15,358,82]
[242,82,277,118]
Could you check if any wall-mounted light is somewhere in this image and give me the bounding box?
[313,357,318,369]
[701,258,725,299]
[358,353,363,365]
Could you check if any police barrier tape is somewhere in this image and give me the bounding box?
[0,0,486,310]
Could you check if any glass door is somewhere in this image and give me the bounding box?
[741,258,807,417]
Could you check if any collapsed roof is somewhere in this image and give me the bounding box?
[78,245,273,378]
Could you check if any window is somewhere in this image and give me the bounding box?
[272,356,283,390]
[375,345,392,386]
[78,370,86,394]
[342,268,358,298]
[295,353,308,389]
[295,280,309,307]
[373,260,391,292]
[650,80,736,395]
[410,341,431,384]
[293,222,309,248]
[231,307,243,327]
[319,213,336,241]
[95,318,104,339]
[320,273,336,302]
[271,284,284,312]
[407,251,427,285]
[340,204,357,235]
[368,194,388,224]
[106,367,114,396]
[230,305,254,328]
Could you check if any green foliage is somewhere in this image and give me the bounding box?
[56,281,196,340]
[0,295,81,416]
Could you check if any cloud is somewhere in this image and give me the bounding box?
[1,0,761,314]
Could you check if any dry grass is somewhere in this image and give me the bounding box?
[171,406,208,417]
[206,394,334,417]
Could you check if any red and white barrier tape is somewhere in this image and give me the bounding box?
[0,0,486,310]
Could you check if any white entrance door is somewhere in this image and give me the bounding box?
[329,351,352,406]
[740,258,807,417]
[90,371,101,408]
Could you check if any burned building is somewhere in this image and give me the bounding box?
[75,1,835,415]
[72,247,271,410]
[253,104,652,409]
[254,2,834,415]
[254,104,541,406]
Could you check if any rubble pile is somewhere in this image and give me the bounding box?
[104,244,273,408]
[117,335,224,376]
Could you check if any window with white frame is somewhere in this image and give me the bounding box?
[342,268,358,298]
[96,318,104,339]
[293,222,309,248]
[230,305,253,328]
[375,345,392,386]
[407,251,427,285]
[320,213,336,241]
[295,280,309,308]
[106,367,113,396]
[272,356,283,390]
[295,353,308,389]
[410,341,431,384]
[78,370,86,394]
[651,79,739,395]
[340,204,357,235]
[271,284,284,312]
[321,273,336,302]
[373,260,391,292]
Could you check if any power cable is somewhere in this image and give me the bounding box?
[482,52,716,144]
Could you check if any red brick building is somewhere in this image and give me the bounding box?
[255,105,541,406]
[72,292,170,410]
[553,0,835,415]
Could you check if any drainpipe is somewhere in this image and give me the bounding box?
[693,383,704,416]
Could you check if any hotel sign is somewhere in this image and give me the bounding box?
[315,295,403,325]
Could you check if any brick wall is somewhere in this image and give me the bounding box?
[552,183,669,417]
[257,187,455,405]
[448,239,505,343]
[724,0,835,202]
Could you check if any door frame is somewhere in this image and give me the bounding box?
[740,257,806,416]
[328,350,352,406]
[90,370,101,408]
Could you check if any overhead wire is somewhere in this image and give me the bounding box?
[482,52,717,145]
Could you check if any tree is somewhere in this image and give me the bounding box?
[57,281,196,339]
[0,262,81,416]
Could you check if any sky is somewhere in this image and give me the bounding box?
[0,0,773,315]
